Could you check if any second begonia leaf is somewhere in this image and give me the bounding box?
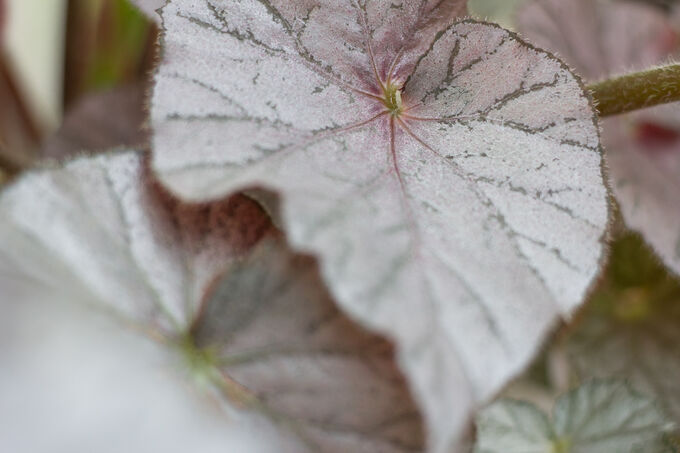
[475,380,674,453]
[0,151,424,453]
[150,1,609,450]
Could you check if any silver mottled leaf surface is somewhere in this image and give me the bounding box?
[150,1,608,450]
[519,0,680,274]
[0,151,423,453]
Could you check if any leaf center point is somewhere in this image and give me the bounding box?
[382,80,404,117]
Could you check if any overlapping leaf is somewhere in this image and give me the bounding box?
[605,105,680,276]
[0,151,270,329]
[517,0,676,80]
[567,233,680,425]
[475,380,674,453]
[0,151,424,452]
[42,84,149,159]
[150,1,608,449]
[519,0,680,275]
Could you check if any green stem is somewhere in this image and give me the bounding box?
[588,64,680,117]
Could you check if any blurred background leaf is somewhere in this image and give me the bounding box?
[567,232,680,427]
[0,0,4,41]
[41,83,150,159]
[632,0,680,11]
[468,0,680,31]
[0,0,65,174]
[468,0,528,29]
[63,0,155,106]
[0,0,155,176]
[477,379,676,453]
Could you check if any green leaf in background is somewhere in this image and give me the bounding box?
[150,2,609,449]
[63,0,155,106]
[468,0,528,29]
[475,379,675,453]
[567,233,680,425]
[87,0,149,89]
[630,0,680,11]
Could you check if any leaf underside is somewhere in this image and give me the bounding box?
[151,1,608,450]
[0,151,424,453]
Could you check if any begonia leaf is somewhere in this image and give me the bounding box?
[519,0,680,274]
[567,233,680,425]
[0,151,424,453]
[475,380,674,453]
[150,2,609,449]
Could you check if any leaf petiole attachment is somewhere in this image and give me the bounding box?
[381,80,404,116]
[588,64,680,117]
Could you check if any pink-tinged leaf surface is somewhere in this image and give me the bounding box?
[605,106,680,275]
[150,2,608,450]
[519,0,680,274]
[0,151,425,453]
[517,0,677,81]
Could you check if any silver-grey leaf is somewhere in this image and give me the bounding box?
[150,2,609,450]
[476,380,675,453]
[0,151,424,452]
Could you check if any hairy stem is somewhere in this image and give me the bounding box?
[589,64,680,117]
